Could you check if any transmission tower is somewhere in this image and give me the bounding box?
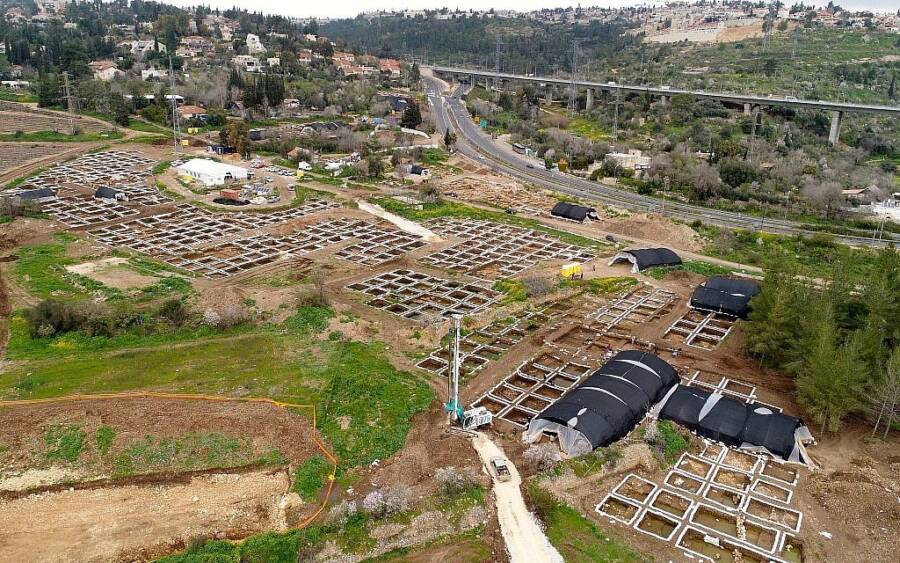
[62,72,76,135]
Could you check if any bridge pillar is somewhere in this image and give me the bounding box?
[743,103,752,115]
[658,95,668,105]
[585,88,594,110]
[828,110,843,146]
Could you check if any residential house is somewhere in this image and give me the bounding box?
[267,57,281,67]
[141,67,169,80]
[379,58,401,77]
[89,60,121,81]
[232,55,261,72]
[179,104,208,120]
[246,33,266,54]
[297,49,313,64]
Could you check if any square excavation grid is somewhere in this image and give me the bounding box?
[470,336,614,428]
[89,203,424,279]
[347,269,500,320]
[590,286,677,331]
[681,371,783,412]
[415,305,553,378]
[596,445,805,563]
[664,310,736,349]
[11,150,169,227]
[420,218,594,279]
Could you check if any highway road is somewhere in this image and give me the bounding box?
[429,66,900,117]
[423,74,897,248]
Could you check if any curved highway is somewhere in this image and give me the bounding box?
[423,74,896,248]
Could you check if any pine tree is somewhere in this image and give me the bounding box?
[400,101,422,129]
[889,74,896,100]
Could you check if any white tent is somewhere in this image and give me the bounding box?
[175,159,249,186]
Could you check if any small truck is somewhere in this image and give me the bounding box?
[490,456,512,483]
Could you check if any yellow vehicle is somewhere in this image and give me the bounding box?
[560,262,583,280]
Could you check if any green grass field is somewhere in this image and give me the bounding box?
[0,130,124,142]
[2,305,434,471]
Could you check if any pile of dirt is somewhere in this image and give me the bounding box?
[604,213,705,252]
[0,217,57,252]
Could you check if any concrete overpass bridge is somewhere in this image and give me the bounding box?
[429,65,900,146]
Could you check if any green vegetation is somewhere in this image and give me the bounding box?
[0,89,38,103]
[743,248,900,434]
[44,424,86,463]
[645,260,734,280]
[112,432,278,477]
[644,420,690,467]
[492,278,527,304]
[95,425,117,456]
[12,234,119,301]
[0,130,123,142]
[528,482,648,563]
[151,160,172,174]
[3,306,433,471]
[370,529,492,562]
[292,455,332,501]
[420,148,449,166]
[560,276,637,295]
[568,117,609,141]
[371,197,609,251]
[552,446,623,479]
[126,119,171,135]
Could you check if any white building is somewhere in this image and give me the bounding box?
[232,55,261,72]
[176,159,249,187]
[246,33,266,54]
[141,68,169,80]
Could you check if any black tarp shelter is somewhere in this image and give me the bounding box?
[550,202,599,222]
[657,384,812,462]
[524,351,680,456]
[689,277,760,319]
[608,248,682,273]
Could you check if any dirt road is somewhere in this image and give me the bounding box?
[471,433,563,563]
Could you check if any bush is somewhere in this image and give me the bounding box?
[296,271,329,308]
[522,275,555,298]
[202,303,249,329]
[24,299,80,337]
[157,298,190,327]
[361,485,410,519]
[435,466,478,496]
[418,183,442,204]
[523,443,559,472]
[326,500,358,527]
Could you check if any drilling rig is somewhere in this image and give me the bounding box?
[444,315,493,430]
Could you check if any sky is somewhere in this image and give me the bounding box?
[163,1,898,20]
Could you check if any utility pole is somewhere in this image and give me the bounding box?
[62,71,76,135]
[168,56,180,154]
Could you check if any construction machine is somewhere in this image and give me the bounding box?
[444,315,493,431]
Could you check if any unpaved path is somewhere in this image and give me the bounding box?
[471,433,563,563]
[357,200,442,242]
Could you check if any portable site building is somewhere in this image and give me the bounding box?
[608,247,681,272]
[175,159,249,187]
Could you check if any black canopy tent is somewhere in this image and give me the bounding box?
[608,248,682,273]
[690,277,761,319]
[524,351,681,456]
[657,384,812,462]
[550,202,599,222]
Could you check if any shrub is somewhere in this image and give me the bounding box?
[326,500,358,527]
[24,299,80,337]
[522,275,555,298]
[296,271,329,308]
[362,485,410,519]
[202,303,249,329]
[523,443,559,472]
[418,183,442,204]
[435,466,478,496]
[157,298,190,327]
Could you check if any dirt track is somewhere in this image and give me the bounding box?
[0,470,291,563]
